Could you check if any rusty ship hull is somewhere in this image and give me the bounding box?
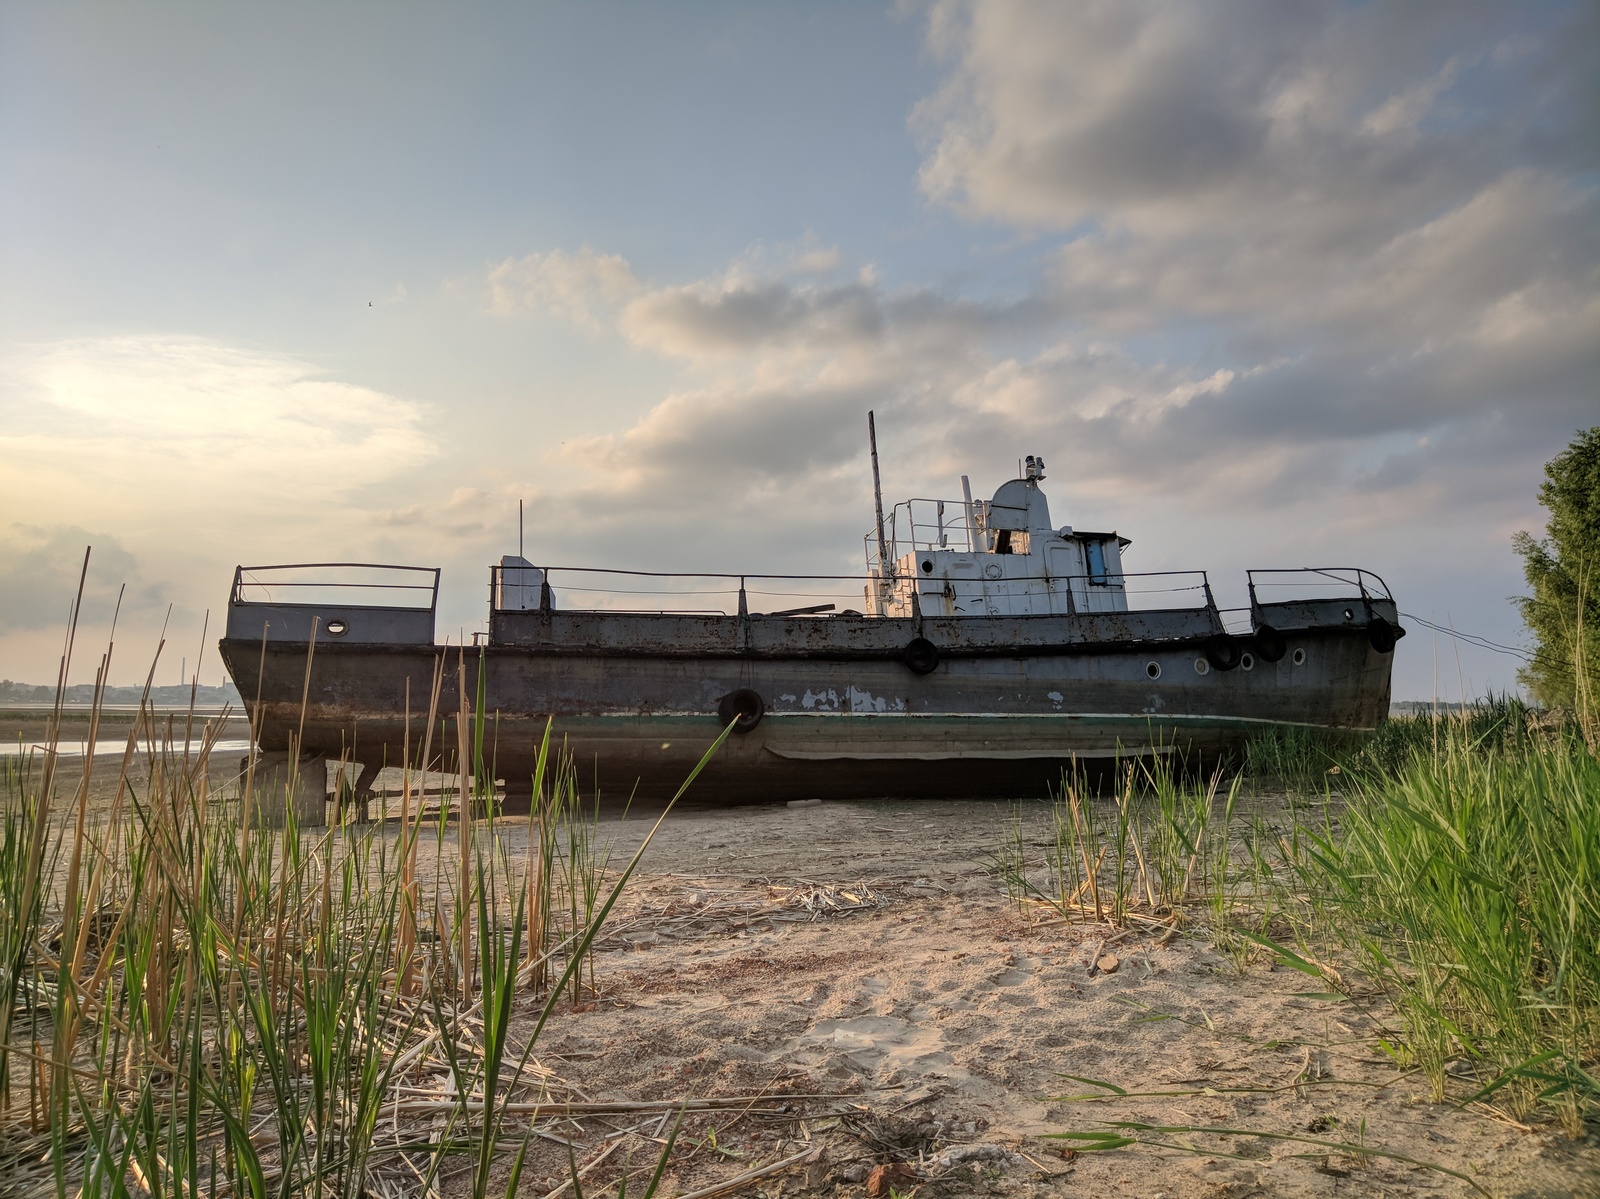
[218,596,1398,805]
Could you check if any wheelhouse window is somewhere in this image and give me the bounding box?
[1086,539,1109,585]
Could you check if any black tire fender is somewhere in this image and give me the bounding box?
[717,688,765,732]
[1253,624,1288,663]
[1367,617,1397,654]
[903,637,940,675]
[1204,636,1242,672]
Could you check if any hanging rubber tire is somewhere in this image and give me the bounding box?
[1367,617,1397,654]
[717,688,765,732]
[903,637,940,675]
[1204,636,1242,672]
[1253,624,1288,663]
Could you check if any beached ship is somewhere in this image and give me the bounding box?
[218,437,1401,817]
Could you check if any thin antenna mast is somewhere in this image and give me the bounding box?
[518,499,524,559]
[868,411,890,578]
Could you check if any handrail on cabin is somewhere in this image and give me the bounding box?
[230,563,442,612]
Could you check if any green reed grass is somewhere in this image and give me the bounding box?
[1298,720,1600,1133]
[1242,724,1337,791]
[1243,695,1540,786]
[1009,708,1599,1138]
[0,620,735,1197]
[996,757,1240,931]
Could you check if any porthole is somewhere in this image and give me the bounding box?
[325,618,349,637]
[921,559,934,574]
[1292,647,1306,666]
[1146,661,1162,680]
[1193,657,1210,676]
[984,563,1003,580]
[1343,608,1354,621]
[1240,652,1255,671]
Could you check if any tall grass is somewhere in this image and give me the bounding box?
[995,758,1244,935]
[519,721,620,1004]
[1001,709,1598,1134]
[1,618,733,1196]
[1243,694,1540,785]
[1298,720,1599,1133]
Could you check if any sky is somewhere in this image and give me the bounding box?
[1,0,1595,700]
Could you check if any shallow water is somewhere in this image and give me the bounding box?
[8,738,255,758]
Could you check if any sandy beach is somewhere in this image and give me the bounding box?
[390,797,1596,1198]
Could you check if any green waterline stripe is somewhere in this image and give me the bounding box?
[533,712,1376,733]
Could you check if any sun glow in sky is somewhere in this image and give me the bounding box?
[1,1,1595,698]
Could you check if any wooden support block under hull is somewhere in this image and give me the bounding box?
[247,752,328,828]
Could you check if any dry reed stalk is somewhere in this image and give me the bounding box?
[669,1145,823,1199]
[533,779,552,994]
[385,657,439,998]
[1115,770,1158,910]
[294,615,319,756]
[1179,771,1223,902]
[237,618,272,932]
[0,555,90,1085]
[527,783,543,986]
[58,663,104,974]
[419,651,445,794]
[8,554,93,1122]
[278,613,323,852]
[106,654,161,868]
[524,718,554,988]
[398,677,420,996]
[538,1137,624,1199]
[1066,785,1100,922]
[179,622,199,779]
[456,647,473,1005]
[51,632,145,1111]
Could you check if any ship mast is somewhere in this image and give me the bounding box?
[868,411,892,598]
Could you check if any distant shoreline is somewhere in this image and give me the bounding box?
[0,704,236,714]
[0,682,243,709]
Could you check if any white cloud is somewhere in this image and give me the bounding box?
[1,336,433,512]
[489,3,1591,529]
[897,2,1596,467]
[454,4,1593,698]
[620,276,888,360]
[0,337,440,676]
[486,246,642,328]
[0,524,147,634]
[912,1,1594,235]
[1360,58,1460,138]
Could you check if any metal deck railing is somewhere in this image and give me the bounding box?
[489,565,871,618]
[863,498,980,573]
[488,564,1218,617]
[226,564,442,644]
[1246,568,1393,608]
[231,563,441,611]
